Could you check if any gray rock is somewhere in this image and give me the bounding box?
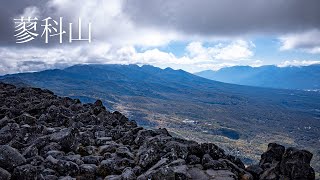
[172,165,191,179]
[96,136,112,146]
[137,166,175,180]
[206,169,237,180]
[187,154,200,165]
[134,129,157,146]
[137,147,161,169]
[280,147,315,180]
[78,145,97,156]
[43,175,59,180]
[0,145,26,171]
[58,176,75,180]
[104,175,122,180]
[40,142,62,156]
[79,131,95,146]
[79,164,97,178]
[17,113,36,125]
[116,146,134,159]
[45,156,79,176]
[50,128,78,151]
[60,154,83,165]
[95,130,106,138]
[82,155,103,165]
[45,150,65,159]
[23,144,39,158]
[259,143,285,165]
[12,164,39,180]
[41,168,58,176]
[26,155,45,166]
[97,159,120,177]
[259,163,279,180]
[99,143,119,154]
[202,154,226,170]
[0,167,11,180]
[121,167,137,180]
[246,164,263,179]
[0,123,19,145]
[201,143,226,160]
[188,167,209,180]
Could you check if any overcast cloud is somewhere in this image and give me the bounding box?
[0,0,320,74]
[124,0,320,35]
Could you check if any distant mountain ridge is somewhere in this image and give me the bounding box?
[195,65,320,90]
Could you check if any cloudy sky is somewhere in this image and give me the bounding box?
[0,0,320,75]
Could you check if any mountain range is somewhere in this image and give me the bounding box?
[196,65,320,90]
[1,64,320,173]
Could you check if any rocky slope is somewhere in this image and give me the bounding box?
[0,82,315,180]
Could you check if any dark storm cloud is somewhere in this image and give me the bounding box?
[0,0,49,46]
[123,0,320,36]
[1,0,320,51]
[1,0,320,46]
[0,0,75,47]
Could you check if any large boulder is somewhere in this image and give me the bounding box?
[134,129,157,146]
[45,155,79,176]
[0,145,26,171]
[280,147,315,180]
[259,143,285,165]
[49,128,78,152]
[258,143,315,180]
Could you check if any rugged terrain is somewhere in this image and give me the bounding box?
[1,64,319,174]
[0,82,316,179]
